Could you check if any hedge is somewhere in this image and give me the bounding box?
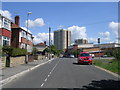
[12,48,27,57]
[2,46,27,57]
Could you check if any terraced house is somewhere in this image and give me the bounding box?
[11,16,34,53]
[0,14,12,46]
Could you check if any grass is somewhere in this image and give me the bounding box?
[93,59,120,75]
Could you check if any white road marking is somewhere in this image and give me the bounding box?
[41,83,44,87]
[40,59,60,87]
[47,75,50,77]
[44,78,47,82]
[49,72,52,75]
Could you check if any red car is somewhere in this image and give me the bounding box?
[78,52,92,65]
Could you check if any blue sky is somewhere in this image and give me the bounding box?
[2,2,118,45]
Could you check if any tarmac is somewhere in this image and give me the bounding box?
[0,58,55,88]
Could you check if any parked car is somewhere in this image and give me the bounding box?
[69,54,74,58]
[78,52,92,65]
[90,54,95,58]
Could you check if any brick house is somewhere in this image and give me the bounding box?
[0,14,12,46]
[11,16,34,52]
[34,41,47,53]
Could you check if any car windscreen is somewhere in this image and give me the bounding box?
[80,53,90,56]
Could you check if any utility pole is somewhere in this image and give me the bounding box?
[98,38,100,60]
[49,27,51,60]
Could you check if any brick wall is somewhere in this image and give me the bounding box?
[10,56,25,67]
[2,28,11,38]
[0,57,6,69]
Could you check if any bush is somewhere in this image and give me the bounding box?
[113,48,120,60]
[2,46,13,56]
[2,46,27,57]
[12,48,27,57]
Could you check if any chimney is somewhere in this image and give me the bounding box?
[15,16,20,26]
[44,41,46,45]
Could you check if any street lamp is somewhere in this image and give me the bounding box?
[49,27,51,60]
[25,12,32,64]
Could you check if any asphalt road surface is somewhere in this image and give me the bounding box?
[2,58,120,89]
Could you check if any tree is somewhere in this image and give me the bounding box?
[113,48,120,60]
[32,48,38,55]
[2,46,13,56]
[43,45,62,56]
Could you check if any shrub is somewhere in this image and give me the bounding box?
[12,48,27,57]
[113,48,120,60]
[2,46,13,56]
[2,46,27,57]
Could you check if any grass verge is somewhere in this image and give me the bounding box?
[93,59,120,75]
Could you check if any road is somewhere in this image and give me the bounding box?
[2,58,120,89]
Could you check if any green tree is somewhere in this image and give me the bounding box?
[32,47,38,55]
[43,45,62,56]
[2,46,13,56]
[113,48,120,60]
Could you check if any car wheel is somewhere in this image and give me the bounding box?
[90,63,92,65]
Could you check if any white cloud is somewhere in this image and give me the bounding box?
[67,25,87,43]
[0,10,12,20]
[109,21,120,43]
[26,18,45,28]
[88,38,97,43]
[99,31,110,37]
[33,32,53,45]
[109,21,118,37]
[99,31,111,42]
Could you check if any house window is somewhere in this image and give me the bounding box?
[3,18,11,30]
[21,31,26,38]
[21,43,26,49]
[28,34,32,41]
[3,36,10,46]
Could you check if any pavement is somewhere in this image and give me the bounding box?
[0,57,55,87]
[2,58,120,89]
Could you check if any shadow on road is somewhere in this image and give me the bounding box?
[73,63,90,65]
[73,62,80,65]
[2,80,120,90]
[81,79,120,90]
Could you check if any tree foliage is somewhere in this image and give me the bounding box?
[113,48,120,60]
[43,45,62,56]
[32,47,38,55]
[2,46,27,57]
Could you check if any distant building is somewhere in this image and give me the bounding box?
[11,16,34,52]
[54,29,71,50]
[94,43,120,48]
[34,41,47,52]
[0,14,12,46]
[75,39,88,45]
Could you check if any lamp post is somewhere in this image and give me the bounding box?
[25,12,32,64]
[49,27,51,60]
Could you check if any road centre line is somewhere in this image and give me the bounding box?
[44,78,47,82]
[40,83,44,87]
[40,59,60,87]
